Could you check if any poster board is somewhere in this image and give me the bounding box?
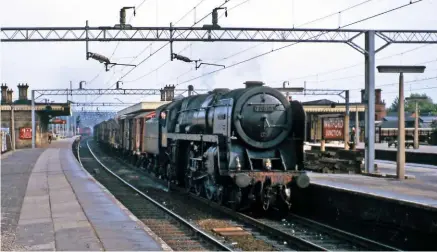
[19,127,32,140]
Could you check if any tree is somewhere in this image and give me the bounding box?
[405,93,437,115]
[388,96,399,113]
[387,94,437,115]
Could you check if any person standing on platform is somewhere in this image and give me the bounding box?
[349,127,356,150]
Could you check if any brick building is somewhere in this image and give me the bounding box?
[0,83,71,149]
[303,89,387,142]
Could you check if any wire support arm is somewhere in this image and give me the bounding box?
[195,61,225,70]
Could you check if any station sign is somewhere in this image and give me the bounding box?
[51,118,66,124]
[19,127,32,140]
[323,117,344,140]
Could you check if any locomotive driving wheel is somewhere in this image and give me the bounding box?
[229,187,242,211]
[204,176,216,201]
[193,182,202,196]
[216,185,225,205]
[184,149,195,193]
[185,172,193,193]
[261,180,272,211]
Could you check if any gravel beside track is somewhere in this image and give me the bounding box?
[77,139,230,251]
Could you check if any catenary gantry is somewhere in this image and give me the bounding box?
[2,23,437,174]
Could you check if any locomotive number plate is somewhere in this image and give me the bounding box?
[254,105,275,112]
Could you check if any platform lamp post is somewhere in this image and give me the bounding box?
[405,96,427,149]
[377,65,426,180]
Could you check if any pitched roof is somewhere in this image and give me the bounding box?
[302,99,336,105]
[420,116,437,123]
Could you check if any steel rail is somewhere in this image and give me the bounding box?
[84,139,232,252]
[287,213,399,251]
[88,141,325,250]
[87,140,399,251]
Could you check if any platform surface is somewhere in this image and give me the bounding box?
[1,138,170,251]
[308,161,437,208]
[307,142,437,153]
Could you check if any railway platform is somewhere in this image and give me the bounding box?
[294,163,437,250]
[1,138,170,251]
[307,168,437,208]
[307,141,437,153]
[306,142,437,166]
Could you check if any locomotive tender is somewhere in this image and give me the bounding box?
[94,81,310,212]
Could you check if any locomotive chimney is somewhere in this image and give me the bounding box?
[188,85,194,96]
[1,83,8,104]
[244,81,264,88]
[17,83,29,101]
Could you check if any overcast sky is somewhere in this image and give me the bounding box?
[1,0,437,112]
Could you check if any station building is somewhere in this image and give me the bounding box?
[302,89,386,143]
[0,83,71,149]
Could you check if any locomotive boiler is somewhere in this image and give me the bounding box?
[141,81,310,211]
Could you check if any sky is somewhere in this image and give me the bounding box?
[1,0,437,112]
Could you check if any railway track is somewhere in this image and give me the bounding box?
[184,185,398,251]
[77,139,232,251]
[84,138,399,251]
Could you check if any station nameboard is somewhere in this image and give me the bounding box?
[51,119,66,124]
[19,127,32,140]
[323,117,344,140]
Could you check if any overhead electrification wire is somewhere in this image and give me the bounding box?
[175,0,425,87]
[125,0,250,86]
[122,0,236,84]
[114,0,229,84]
[297,0,373,27]
[349,74,437,91]
[86,0,149,86]
[384,84,437,94]
[166,0,375,86]
[91,0,228,102]
[124,43,192,83]
[278,50,437,85]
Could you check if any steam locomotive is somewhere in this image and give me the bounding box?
[94,81,310,212]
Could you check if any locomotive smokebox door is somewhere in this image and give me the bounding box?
[160,111,168,147]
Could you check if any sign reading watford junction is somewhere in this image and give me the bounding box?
[323,117,344,140]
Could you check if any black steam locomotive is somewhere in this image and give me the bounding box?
[95,81,310,212]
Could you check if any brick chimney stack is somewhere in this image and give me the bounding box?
[7,89,13,104]
[1,83,8,104]
[167,84,175,101]
[375,88,383,104]
[360,89,365,103]
[17,83,29,101]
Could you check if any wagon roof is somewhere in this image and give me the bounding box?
[106,119,119,127]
